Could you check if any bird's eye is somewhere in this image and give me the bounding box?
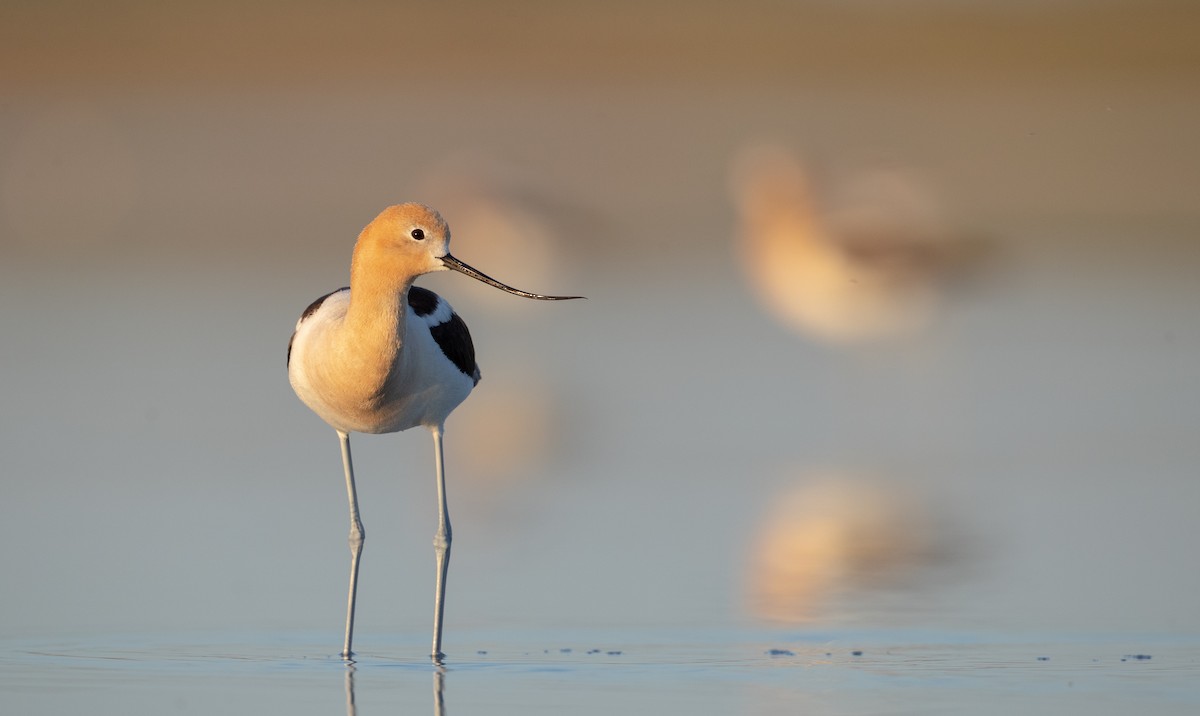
[411,228,425,241]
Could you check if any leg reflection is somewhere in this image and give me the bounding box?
[433,666,446,716]
[341,659,446,716]
[344,664,357,716]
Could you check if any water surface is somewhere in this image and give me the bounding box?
[4,628,1197,715]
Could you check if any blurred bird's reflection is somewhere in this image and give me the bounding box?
[454,374,561,488]
[745,473,958,623]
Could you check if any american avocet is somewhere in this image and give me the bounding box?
[287,203,581,662]
[730,145,972,342]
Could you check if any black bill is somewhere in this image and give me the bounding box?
[442,254,584,301]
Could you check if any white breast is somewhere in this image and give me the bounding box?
[288,288,477,435]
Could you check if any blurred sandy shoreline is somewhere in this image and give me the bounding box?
[3,1,1197,93]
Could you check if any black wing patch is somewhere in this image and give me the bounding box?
[407,285,439,317]
[288,287,349,367]
[429,311,480,385]
[409,286,479,383]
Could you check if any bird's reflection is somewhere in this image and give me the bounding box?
[745,472,962,623]
[342,662,447,716]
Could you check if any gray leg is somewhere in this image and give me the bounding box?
[430,423,452,662]
[339,430,365,660]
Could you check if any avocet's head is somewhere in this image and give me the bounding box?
[359,203,453,274]
[361,203,583,301]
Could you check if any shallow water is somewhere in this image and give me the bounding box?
[4,628,1197,715]
[3,3,1199,714]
